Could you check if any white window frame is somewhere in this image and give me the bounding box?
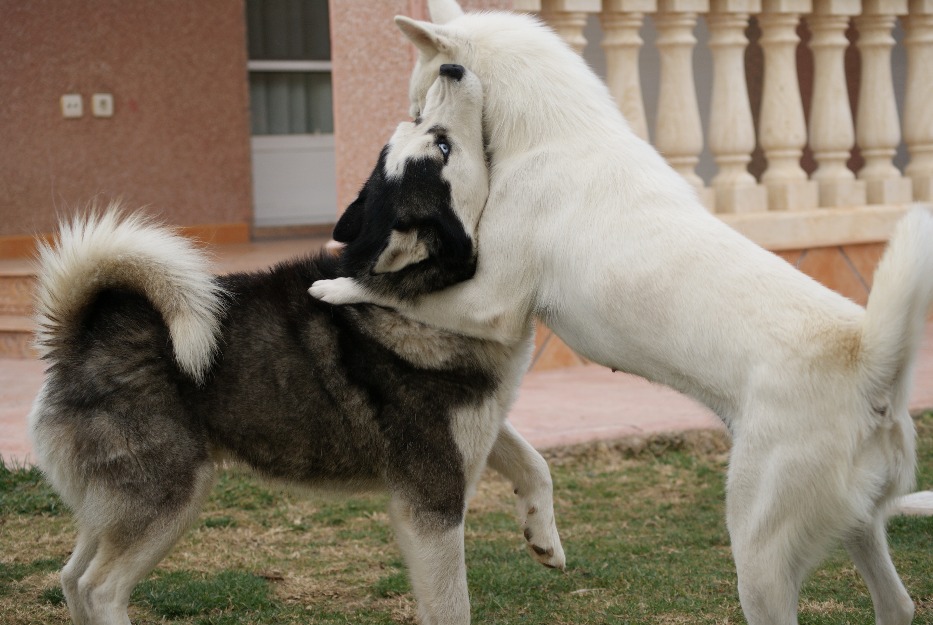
[248,60,332,73]
[248,59,337,226]
[247,59,334,137]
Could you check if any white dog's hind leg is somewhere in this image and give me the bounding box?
[389,496,470,625]
[731,541,802,625]
[487,422,565,570]
[844,519,914,625]
[727,445,820,625]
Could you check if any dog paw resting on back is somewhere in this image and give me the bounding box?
[311,64,487,306]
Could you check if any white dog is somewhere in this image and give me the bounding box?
[311,2,933,623]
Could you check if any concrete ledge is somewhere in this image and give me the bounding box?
[719,203,933,252]
[0,222,250,259]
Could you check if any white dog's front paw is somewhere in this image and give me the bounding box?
[308,277,369,305]
[518,491,565,570]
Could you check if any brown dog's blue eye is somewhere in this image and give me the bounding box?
[437,141,450,159]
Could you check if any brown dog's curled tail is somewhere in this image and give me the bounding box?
[33,206,226,385]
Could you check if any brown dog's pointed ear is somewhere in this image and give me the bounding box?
[373,229,429,274]
[395,16,455,57]
[333,190,366,243]
[427,0,464,24]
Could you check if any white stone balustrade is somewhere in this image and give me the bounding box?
[520,0,931,247]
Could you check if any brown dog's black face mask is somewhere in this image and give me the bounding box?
[332,145,475,298]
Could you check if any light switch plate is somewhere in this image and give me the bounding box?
[61,94,83,118]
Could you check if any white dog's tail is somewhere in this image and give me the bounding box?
[859,208,933,416]
[34,208,225,384]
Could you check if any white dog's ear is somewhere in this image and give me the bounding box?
[373,229,429,274]
[428,0,464,24]
[395,16,455,57]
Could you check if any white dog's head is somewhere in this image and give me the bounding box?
[394,0,595,156]
[394,17,463,122]
[394,1,490,123]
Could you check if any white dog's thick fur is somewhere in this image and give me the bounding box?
[310,2,933,623]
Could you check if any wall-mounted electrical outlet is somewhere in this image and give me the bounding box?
[92,93,114,118]
[61,94,83,118]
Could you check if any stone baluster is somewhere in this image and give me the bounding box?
[855,0,912,204]
[707,0,767,212]
[904,0,933,200]
[513,0,544,11]
[655,0,714,207]
[600,0,657,140]
[808,1,867,207]
[758,0,818,210]
[540,0,601,54]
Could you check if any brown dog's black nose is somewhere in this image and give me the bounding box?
[439,64,465,81]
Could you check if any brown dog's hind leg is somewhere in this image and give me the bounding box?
[69,463,215,625]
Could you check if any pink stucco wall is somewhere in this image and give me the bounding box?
[0,0,252,237]
[0,0,512,243]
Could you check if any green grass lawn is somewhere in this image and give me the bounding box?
[2,415,931,624]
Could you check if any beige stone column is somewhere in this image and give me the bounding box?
[758,0,819,211]
[600,0,656,140]
[855,0,912,204]
[707,0,768,212]
[904,0,933,200]
[655,0,714,207]
[808,1,867,207]
[540,0,601,54]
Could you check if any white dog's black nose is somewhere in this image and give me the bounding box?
[439,64,465,81]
